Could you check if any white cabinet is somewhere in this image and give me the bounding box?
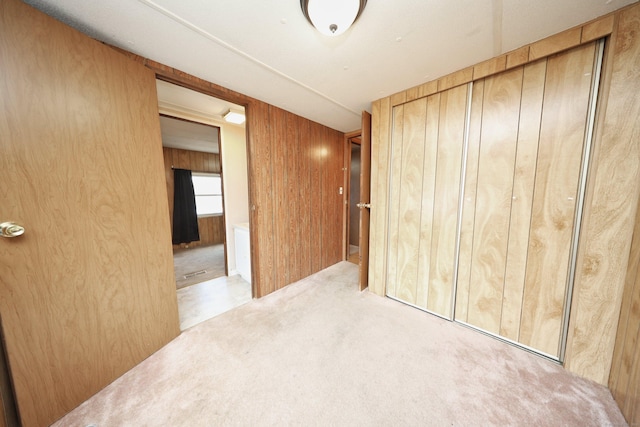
[234,223,251,284]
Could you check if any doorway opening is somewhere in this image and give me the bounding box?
[347,138,361,264]
[156,79,252,330]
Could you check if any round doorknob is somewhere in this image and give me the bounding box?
[0,222,25,238]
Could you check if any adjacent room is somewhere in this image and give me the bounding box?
[1,0,639,426]
[156,80,253,330]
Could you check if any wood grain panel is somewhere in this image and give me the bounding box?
[454,81,484,322]
[529,27,582,60]
[309,122,324,274]
[270,107,289,290]
[386,105,405,298]
[609,193,640,422]
[297,117,312,279]
[466,67,523,334]
[437,67,473,92]
[247,100,275,297]
[500,60,546,340]
[473,56,507,80]
[520,42,596,356]
[321,126,332,270]
[415,94,441,309]
[418,80,438,98]
[405,86,419,102]
[163,148,174,221]
[395,99,427,304]
[582,15,615,43]
[285,113,301,283]
[0,1,179,424]
[567,2,640,386]
[427,84,468,318]
[390,92,407,107]
[506,46,530,69]
[176,149,190,169]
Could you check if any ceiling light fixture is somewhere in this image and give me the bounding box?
[300,0,367,36]
[223,109,245,125]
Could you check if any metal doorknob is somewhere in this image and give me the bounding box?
[0,222,25,238]
[356,203,371,209]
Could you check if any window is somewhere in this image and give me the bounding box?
[192,173,223,216]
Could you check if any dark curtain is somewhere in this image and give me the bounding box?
[172,168,200,245]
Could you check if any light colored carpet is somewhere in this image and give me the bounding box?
[53,262,626,426]
[173,244,226,289]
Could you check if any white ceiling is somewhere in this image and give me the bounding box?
[157,79,245,154]
[159,115,220,154]
[25,0,637,132]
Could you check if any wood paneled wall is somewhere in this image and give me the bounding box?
[162,147,225,248]
[252,107,343,296]
[113,52,345,298]
[610,192,640,424]
[370,1,640,390]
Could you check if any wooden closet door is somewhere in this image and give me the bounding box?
[387,85,468,319]
[519,42,597,356]
[456,42,598,358]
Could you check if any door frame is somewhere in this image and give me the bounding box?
[343,130,362,261]
[154,75,255,297]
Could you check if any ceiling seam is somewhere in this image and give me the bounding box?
[137,0,361,118]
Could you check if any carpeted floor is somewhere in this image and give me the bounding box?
[173,244,226,289]
[53,262,627,426]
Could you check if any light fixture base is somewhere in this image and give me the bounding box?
[300,0,367,36]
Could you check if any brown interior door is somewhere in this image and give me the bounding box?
[0,1,180,425]
[359,111,372,291]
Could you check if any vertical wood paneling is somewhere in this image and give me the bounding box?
[427,85,468,318]
[286,112,301,282]
[247,100,275,296]
[297,116,312,280]
[568,2,640,387]
[467,67,523,334]
[395,99,427,304]
[321,126,333,270]
[176,149,190,169]
[270,107,289,290]
[610,194,640,422]
[454,81,484,322]
[309,122,324,274]
[500,60,546,340]
[415,95,440,309]
[520,42,596,356]
[386,105,405,297]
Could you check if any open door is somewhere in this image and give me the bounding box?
[0,1,179,425]
[358,111,372,291]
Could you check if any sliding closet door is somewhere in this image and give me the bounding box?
[386,85,468,319]
[456,41,599,358]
